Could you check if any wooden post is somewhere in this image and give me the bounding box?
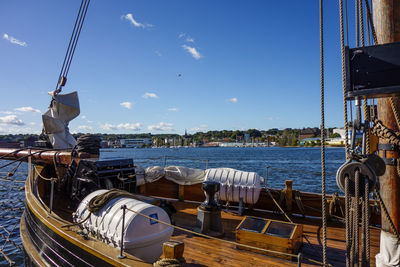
[283,180,293,212]
[372,0,400,236]
[372,1,400,265]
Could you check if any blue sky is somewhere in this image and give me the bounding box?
[0,0,360,135]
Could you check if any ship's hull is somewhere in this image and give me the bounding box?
[20,165,149,267]
[21,206,113,267]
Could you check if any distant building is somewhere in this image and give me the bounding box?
[22,136,37,147]
[244,133,250,142]
[299,128,320,140]
[0,141,20,148]
[120,138,152,148]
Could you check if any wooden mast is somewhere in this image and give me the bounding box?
[373,1,400,265]
[372,0,400,236]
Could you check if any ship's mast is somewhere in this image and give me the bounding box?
[373,0,400,265]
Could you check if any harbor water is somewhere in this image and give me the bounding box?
[0,146,345,265]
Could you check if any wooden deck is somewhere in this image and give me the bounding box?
[170,201,380,267]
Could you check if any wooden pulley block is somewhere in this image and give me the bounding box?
[369,128,379,154]
[336,160,377,196]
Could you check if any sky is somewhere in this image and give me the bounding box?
[0,0,362,135]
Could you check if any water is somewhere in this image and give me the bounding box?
[0,146,345,265]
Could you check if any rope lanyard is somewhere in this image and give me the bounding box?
[319,0,328,265]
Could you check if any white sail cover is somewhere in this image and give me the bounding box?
[42,91,80,149]
[164,166,206,185]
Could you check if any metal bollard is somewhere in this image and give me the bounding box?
[49,179,54,214]
[265,165,270,185]
[297,252,302,267]
[118,205,127,259]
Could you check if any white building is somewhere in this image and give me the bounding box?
[120,138,153,148]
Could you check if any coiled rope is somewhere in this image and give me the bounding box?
[62,189,138,228]
[75,134,101,155]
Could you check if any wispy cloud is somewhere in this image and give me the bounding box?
[100,122,141,131]
[3,33,27,47]
[178,32,186,39]
[0,111,13,115]
[100,123,117,131]
[121,13,153,28]
[117,123,142,131]
[120,101,133,109]
[76,125,94,132]
[178,33,195,43]
[227,97,238,103]
[14,106,40,113]
[190,124,208,132]
[168,107,179,112]
[155,50,162,57]
[142,92,158,99]
[0,115,24,125]
[266,117,280,121]
[148,122,173,132]
[182,45,202,60]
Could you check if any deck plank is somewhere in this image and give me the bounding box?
[170,201,380,267]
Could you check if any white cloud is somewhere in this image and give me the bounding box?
[3,33,27,47]
[178,32,186,39]
[100,122,141,131]
[182,45,202,60]
[117,123,142,131]
[121,14,153,28]
[29,122,36,125]
[148,122,174,132]
[0,115,24,125]
[81,115,87,119]
[14,106,40,113]
[178,33,195,43]
[76,125,94,132]
[168,107,179,112]
[227,97,238,103]
[155,50,162,57]
[100,123,117,131]
[190,124,208,132]
[0,111,13,115]
[142,92,158,99]
[120,101,133,109]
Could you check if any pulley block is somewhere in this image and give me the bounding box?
[336,160,377,197]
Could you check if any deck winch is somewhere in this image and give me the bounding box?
[70,158,137,202]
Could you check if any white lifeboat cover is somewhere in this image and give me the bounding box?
[74,190,173,263]
[205,168,262,205]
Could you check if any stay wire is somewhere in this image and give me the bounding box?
[55,0,90,93]
[64,0,90,78]
[56,0,85,91]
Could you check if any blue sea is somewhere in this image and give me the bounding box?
[0,146,346,266]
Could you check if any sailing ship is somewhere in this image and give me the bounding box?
[0,0,399,266]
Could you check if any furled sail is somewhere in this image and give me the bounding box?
[42,91,80,149]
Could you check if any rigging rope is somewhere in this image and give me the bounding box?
[319,0,328,265]
[339,0,350,160]
[54,0,90,94]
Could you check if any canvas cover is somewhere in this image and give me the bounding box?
[42,91,80,149]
